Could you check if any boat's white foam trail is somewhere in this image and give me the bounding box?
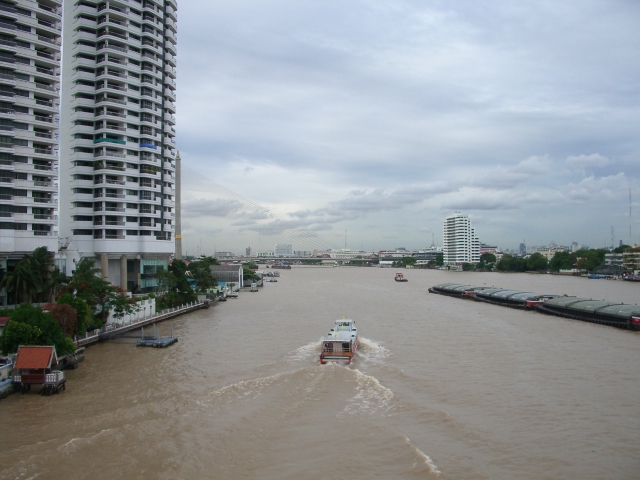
[357,337,391,363]
[404,436,441,476]
[342,368,395,416]
[57,428,115,454]
[199,368,308,406]
[286,340,320,361]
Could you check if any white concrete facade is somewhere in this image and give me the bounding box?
[442,212,480,265]
[275,243,292,256]
[59,0,178,290]
[0,0,61,256]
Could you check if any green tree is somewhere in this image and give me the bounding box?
[480,253,497,264]
[548,251,574,271]
[435,253,444,267]
[30,246,55,302]
[110,292,140,322]
[574,248,607,272]
[89,281,137,325]
[57,293,91,335]
[496,254,527,272]
[526,252,548,271]
[63,258,138,327]
[0,258,36,305]
[49,304,78,337]
[0,321,41,355]
[189,260,218,293]
[4,304,71,354]
[48,268,69,300]
[156,260,197,309]
[70,257,101,286]
[477,253,497,271]
[243,268,260,283]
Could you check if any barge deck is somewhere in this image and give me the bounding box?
[429,283,640,330]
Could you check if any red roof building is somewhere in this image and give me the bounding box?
[13,346,65,395]
[15,345,57,370]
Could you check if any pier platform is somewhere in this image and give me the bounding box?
[136,337,178,348]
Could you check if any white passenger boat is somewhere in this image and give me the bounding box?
[320,318,358,364]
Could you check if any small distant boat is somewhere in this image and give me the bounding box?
[588,274,601,279]
[320,318,358,364]
[395,272,408,282]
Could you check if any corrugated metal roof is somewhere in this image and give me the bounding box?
[506,292,541,301]
[489,290,527,299]
[476,288,508,296]
[596,304,640,319]
[544,296,585,308]
[564,300,621,313]
[451,284,475,291]
[434,283,472,291]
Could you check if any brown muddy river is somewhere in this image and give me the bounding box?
[1,267,639,479]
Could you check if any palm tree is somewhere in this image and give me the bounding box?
[48,268,69,301]
[70,257,101,286]
[0,257,37,305]
[28,246,54,302]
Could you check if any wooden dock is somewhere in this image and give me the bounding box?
[75,301,208,348]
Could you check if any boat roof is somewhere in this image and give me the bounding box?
[334,318,354,324]
[324,319,357,341]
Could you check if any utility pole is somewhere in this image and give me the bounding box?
[611,226,614,249]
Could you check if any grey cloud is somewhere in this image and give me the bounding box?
[183,198,244,219]
[565,154,611,168]
[174,0,640,250]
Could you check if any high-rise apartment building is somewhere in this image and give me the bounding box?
[59,0,178,292]
[275,243,292,256]
[442,212,480,265]
[0,0,61,261]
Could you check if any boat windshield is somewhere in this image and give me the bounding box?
[336,322,351,330]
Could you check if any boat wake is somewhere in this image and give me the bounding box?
[341,367,396,417]
[286,340,321,362]
[404,436,441,476]
[357,337,391,364]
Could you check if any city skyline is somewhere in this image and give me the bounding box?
[175,0,640,253]
[0,0,639,269]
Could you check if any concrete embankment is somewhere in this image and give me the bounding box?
[75,300,210,348]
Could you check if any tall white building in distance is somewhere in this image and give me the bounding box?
[443,212,480,265]
[275,243,292,256]
[58,0,178,292]
[0,0,61,259]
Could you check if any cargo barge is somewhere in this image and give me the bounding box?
[428,283,555,309]
[429,283,640,330]
[537,297,640,330]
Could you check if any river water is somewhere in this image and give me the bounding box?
[1,267,639,479]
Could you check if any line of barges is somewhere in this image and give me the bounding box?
[428,283,640,330]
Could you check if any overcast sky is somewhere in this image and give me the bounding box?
[175,0,640,254]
